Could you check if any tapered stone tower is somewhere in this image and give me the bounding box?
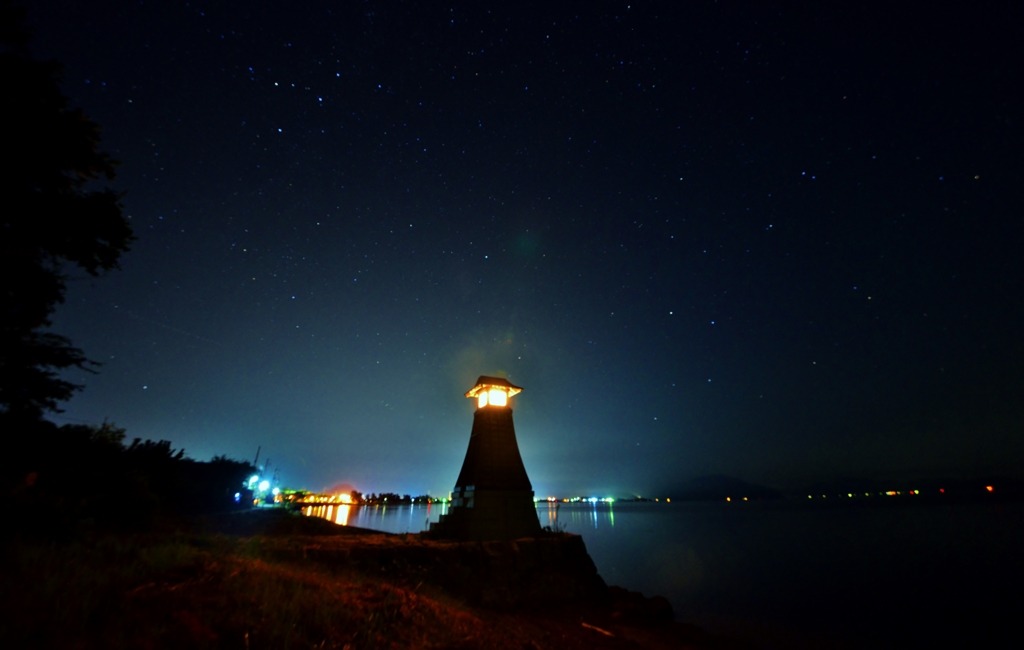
[429,376,542,541]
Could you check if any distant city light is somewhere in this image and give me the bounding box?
[986,485,994,492]
[272,487,281,496]
[259,480,270,492]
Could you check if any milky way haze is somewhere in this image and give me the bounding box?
[27,1,1023,496]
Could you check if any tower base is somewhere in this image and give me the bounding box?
[429,488,542,541]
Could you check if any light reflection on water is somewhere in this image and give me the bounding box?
[537,501,614,530]
[303,501,614,534]
[303,501,450,534]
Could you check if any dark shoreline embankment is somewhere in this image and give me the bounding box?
[3,507,755,649]
[203,508,753,649]
[208,508,675,616]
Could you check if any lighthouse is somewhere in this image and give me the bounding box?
[429,376,542,540]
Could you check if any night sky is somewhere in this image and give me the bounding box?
[25,1,1023,497]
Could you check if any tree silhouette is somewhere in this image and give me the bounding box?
[0,4,133,419]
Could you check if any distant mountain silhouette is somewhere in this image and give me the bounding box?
[664,475,784,501]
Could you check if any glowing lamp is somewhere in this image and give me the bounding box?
[465,376,522,409]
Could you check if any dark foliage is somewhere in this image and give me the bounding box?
[0,3,133,418]
[0,8,253,538]
[5,418,255,536]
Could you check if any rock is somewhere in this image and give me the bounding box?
[608,585,675,622]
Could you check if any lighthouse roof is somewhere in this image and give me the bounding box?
[464,375,523,398]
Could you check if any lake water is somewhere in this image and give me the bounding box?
[303,500,1023,649]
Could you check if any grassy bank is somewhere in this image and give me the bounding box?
[3,532,498,649]
[1,510,747,650]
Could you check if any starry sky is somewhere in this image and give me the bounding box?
[26,1,1023,496]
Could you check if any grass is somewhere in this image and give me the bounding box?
[1,531,520,650]
[1,511,742,649]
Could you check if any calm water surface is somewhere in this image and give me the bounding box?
[303,501,450,533]
[305,500,1023,649]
